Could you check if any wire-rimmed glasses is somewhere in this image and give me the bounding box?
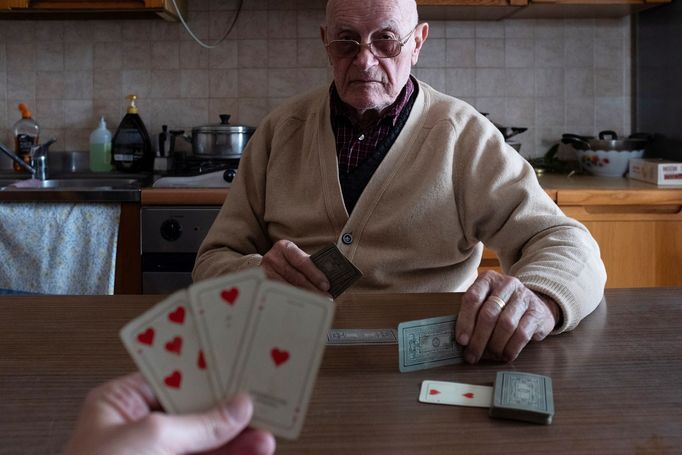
[325,25,418,59]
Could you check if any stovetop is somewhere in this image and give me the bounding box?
[152,155,239,188]
[169,155,239,177]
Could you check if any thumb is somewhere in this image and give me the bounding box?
[156,394,254,454]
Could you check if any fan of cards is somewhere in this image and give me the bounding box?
[120,268,335,440]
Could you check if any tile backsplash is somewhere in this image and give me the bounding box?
[0,0,633,166]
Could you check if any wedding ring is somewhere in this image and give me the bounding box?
[488,295,507,310]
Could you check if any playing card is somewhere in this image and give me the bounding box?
[490,371,555,424]
[419,380,493,408]
[327,328,398,345]
[310,243,362,298]
[232,281,335,440]
[120,290,215,414]
[188,268,266,397]
[397,315,463,372]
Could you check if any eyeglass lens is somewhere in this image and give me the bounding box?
[329,39,402,58]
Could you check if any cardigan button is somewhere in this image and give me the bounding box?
[341,233,353,245]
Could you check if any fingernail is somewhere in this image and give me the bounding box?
[457,334,469,346]
[319,280,329,291]
[225,394,252,424]
[465,353,477,364]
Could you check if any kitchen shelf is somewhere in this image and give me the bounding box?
[417,0,670,19]
[0,0,186,21]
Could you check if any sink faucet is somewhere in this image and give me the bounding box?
[0,139,56,180]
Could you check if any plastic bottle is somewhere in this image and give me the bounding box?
[89,116,113,172]
[111,95,153,172]
[13,103,40,173]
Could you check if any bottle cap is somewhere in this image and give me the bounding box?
[126,95,139,114]
[18,103,32,118]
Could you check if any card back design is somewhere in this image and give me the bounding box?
[310,243,362,298]
[490,371,554,425]
[397,315,463,372]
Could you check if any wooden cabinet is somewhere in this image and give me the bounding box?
[417,0,526,20]
[417,0,669,18]
[510,0,669,19]
[558,188,682,288]
[114,202,141,294]
[479,182,682,288]
[0,0,186,21]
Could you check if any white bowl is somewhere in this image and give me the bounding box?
[576,149,645,177]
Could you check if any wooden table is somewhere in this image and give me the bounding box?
[1,288,681,454]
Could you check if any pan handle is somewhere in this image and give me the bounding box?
[598,130,618,140]
[561,134,591,150]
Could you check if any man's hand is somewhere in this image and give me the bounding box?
[260,239,330,293]
[64,373,276,455]
[456,271,561,364]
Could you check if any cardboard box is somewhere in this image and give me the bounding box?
[628,158,682,186]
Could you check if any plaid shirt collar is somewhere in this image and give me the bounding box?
[330,76,415,128]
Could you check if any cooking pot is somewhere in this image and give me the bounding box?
[561,130,649,152]
[562,131,650,177]
[184,115,255,158]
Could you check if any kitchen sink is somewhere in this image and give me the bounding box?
[1,177,142,190]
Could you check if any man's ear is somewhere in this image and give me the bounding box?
[411,22,429,66]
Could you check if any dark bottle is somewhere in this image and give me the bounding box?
[13,103,39,173]
[111,95,153,172]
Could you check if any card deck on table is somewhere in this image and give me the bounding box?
[419,380,493,408]
[397,315,463,372]
[310,243,363,298]
[490,371,554,425]
[120,268,335,440]
[119,290,215,414]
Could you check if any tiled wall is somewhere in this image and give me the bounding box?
[0,0,632,167]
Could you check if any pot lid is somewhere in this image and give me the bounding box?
[193,115,255,134]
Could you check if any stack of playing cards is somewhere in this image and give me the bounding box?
[419,371,555,425]
[120,268,335,440]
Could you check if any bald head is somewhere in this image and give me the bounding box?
[325,0,419,31]
[321,0,427,119]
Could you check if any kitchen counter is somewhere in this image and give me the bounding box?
[141,187,228,205]
[137,174,682,206]
[2,172,680,205]
[0,172,152,202]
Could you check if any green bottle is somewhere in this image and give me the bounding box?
[89,116,112,172]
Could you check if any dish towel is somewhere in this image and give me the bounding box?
[0,202,121,295]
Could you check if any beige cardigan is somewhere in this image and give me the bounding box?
[194,80,606,333]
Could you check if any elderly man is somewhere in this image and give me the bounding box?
[194,0,606,364]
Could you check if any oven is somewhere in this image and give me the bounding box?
[141,206,220,294]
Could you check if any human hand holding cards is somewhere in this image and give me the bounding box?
[120,268,335,440]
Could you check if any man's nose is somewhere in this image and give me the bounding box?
[353,43,379,69]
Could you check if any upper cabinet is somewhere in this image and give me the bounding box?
[417,0,526,21]
[416,0,671,19]
[510,0,670,19]
[0,0,187,21]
